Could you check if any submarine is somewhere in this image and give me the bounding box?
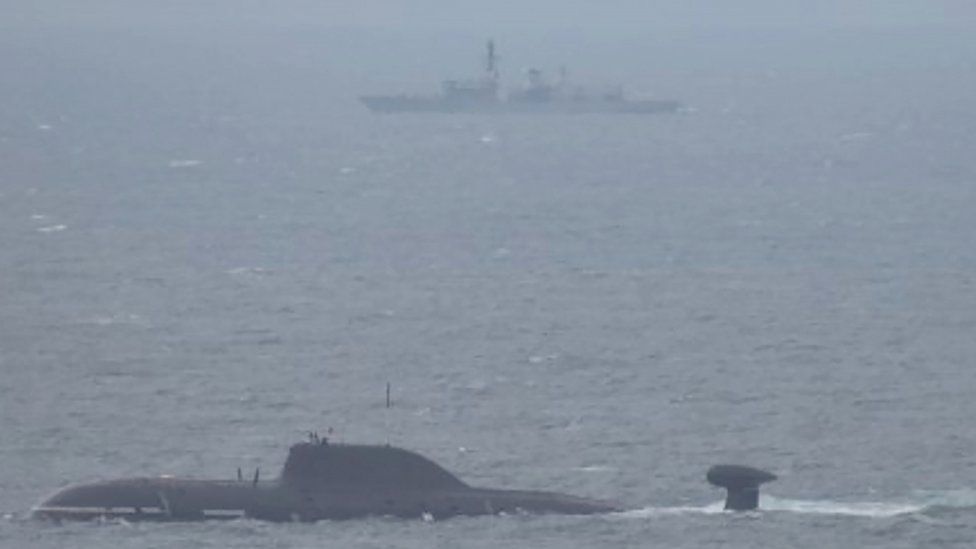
[32,437,775,522]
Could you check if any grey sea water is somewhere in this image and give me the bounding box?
[2,25,976,548]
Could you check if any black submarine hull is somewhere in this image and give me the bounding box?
[33,442,621,522]
[33,480,621,522]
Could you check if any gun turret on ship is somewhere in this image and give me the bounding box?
[359,41,681,114]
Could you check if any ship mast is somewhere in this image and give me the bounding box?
[485,39,498,80]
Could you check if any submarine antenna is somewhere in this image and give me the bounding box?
[486,39,497,79]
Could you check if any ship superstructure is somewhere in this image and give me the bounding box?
[359,41,680,114]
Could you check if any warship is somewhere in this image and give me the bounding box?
[32,434,774,522]
[359,41,681,115]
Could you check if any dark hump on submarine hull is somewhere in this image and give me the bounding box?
[281,442,469,490]
[281,443,619,517]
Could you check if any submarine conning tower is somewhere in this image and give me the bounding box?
[280,442,469,490]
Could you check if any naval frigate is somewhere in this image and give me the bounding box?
[359,41,681,115]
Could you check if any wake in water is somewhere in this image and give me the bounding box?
[617,490,976,520]
[761,495,923,518]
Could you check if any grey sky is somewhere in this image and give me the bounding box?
[8,0,976,30]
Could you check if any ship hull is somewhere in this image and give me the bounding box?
[360,95,680,114]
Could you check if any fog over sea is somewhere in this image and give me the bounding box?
[2,15,976,548]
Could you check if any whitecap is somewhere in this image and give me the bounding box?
[85,313,148,327]
[226,266,272,276]
[37,224,67,233]
[168,159,203,168]
[574,465,615,473]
